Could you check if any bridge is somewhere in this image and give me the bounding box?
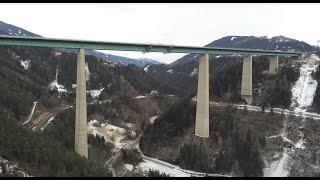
[0,35,303,158]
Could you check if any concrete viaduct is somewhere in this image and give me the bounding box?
[0,36,303,158]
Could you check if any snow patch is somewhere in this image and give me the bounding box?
[125,164,134,171]
[54,52,62,57]
[0,157,30,177]
[20,59,31,70]
[134,95,147,99]
[167,69,173,73]
[149,116,158,124]
[138,160,190,177]
[88,88,104,98]
[23,101,37,125]
[49,66,67,93]
[144,65,150,72]
[291,64,318,112]
[189,68,198,77]
[310,54,320,61]
[41,117,55,131]
[88,120,126,148]
[230,37,237,41]
[264,151,291,177]
[85,63,90,81]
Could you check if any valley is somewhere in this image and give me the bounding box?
[1,18,320,177]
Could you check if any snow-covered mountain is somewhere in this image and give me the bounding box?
[0,20,163,67]
[171,35,315,66]
[0,21,40,37]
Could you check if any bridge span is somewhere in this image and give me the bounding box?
[0,35,303,158]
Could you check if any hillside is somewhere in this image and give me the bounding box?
[140,57,320,176]
[145,35,310,95]
[0,43,180,176]
[145,55,299,109]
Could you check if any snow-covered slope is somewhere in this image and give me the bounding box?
[49,66,67,93]
[264,58,319,177]
[0,21,40,37]
[0,157,30,177]
[291,63,319,112]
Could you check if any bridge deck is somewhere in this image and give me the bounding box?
[0,35,302,57]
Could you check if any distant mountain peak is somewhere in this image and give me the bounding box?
[0,20,40,37]
[271,35,295,42]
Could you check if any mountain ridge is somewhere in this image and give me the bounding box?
[170,35,314,66]
[0,20,163,67]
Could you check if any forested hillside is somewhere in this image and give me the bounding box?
[0,107,111,176]
[140,96,282,176]
[146,56,299,108]
[0,44,179,176]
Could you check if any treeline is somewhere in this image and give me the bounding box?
[55,51,179,96]
[140,95,196,149]
[213,129,265,176]
[175,130,264,176]
[0,107,111,177]
[259,64,299,108]
[43,109,114,166]
[146,56,240,94]
[175,143,213,173]
[0,45,179,119]
[210,57,299,108]
[140,97,265,176]
[149,56,299,108]
[148,169,170,177]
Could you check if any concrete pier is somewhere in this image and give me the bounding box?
[195,54,209,138]
[75,48,88,158]
[269,55,279,75]
[241,55,253,105]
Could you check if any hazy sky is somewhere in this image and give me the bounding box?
[0,3,319,63]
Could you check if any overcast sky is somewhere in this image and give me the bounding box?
[0,3,319,64]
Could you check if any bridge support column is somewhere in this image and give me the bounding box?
[75,48,88,158]
[268,55,279,75]
[195,54,209,138]
[300,54,304,61]
[241,55,253,105]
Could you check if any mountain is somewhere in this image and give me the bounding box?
[0,20,163,67]
[104,54,163,66]
[0,39,179,176]
[0,20,181,177]
[143,35,315,93]
[171,35,314,66]
[0,21,40,37]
